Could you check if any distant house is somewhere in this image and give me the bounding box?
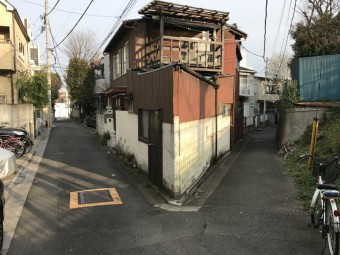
[101,0,247,199]
[291,54,340,102]
[239,52,257,133]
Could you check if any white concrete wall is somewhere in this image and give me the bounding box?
[114,110,231,198]
[54,103,69,119]
[115,111,148,171]
[168,115,231,196]
[96,111,114,136]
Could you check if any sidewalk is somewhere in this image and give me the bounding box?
[2,128,50,255]
[2,128,47,201]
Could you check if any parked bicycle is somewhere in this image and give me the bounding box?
[0,128,33,154]
[299,154,340,255]
[0,136,25,158]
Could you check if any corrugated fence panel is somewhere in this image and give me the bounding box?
[291,54,340,101]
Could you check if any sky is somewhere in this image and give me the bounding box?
[8,0,301,80]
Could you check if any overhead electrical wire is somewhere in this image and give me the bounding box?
[241,45,263,58]
[46,0,60,16]
[51,0,94,50]
[17,0,118,18]
[49,24,66,81]
[94,0,137,57]
[275,0,297,76]
[272,0,287,55]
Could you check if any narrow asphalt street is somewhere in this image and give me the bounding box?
[5,119,323,254]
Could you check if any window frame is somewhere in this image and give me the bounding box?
[138,109,150,143]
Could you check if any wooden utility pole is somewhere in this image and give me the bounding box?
[45,0,52,127]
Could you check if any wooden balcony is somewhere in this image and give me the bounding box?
[0,43,15,72]
[138,36,223,72]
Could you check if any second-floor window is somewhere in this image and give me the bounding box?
[113,42,129,80]
[0,26,10,43]
[18,40,25,58]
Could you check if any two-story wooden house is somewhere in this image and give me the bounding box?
[102,0,246,199]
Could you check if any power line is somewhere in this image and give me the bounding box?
[17,0,118,18]
[49,24,66,79]
[276,0,297,76]
[241,45,263,58]
[94,0,137,57]
[46,0,60,16]
[51,0,94,50]
[272,0,287,55]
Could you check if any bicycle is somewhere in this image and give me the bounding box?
[302,154,340,255]
[0,137,25,158]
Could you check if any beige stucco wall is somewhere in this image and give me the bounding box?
[0,1,30,104]
[0,103,34,134]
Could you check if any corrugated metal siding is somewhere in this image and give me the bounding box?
[292,54,340,101]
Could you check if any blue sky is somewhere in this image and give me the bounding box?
[9,0,298,78]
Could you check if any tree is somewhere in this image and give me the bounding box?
[16,70,49,111]
[298,0,340,24]
[63,29,99,63]
[65,58,95,118]
[266,53,292,81]
[291,13,340,59]
[291,0,340,59]
[51,72,62,103]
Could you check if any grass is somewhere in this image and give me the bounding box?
[282,107,340,210]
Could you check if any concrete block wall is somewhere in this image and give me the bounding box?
[0,104,34,135]
[276,107,327,146]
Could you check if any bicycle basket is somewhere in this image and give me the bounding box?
[323,162,340,183]
[312,157,328,177]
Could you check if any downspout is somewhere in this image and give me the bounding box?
[11,11,17,104]
[214,84,218,163]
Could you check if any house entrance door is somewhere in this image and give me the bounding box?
[148,110,163,186]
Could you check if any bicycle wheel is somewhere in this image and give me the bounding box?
[326,199,340,255]
[5,140,25,158]
[311,189,323,227]
[22,137,33,154]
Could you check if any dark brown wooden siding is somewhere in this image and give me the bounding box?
[108,30,135,87]
[129,67,174,124]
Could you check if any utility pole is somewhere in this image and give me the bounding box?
[45,0,52,127]
[263,57,268,130]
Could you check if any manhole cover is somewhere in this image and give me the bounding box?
[78,190,113,204]
[70,188,122,209]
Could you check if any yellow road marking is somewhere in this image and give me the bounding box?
[70,187,122,209]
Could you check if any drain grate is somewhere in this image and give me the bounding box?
[78,190,113,204]
[70,188,122,209]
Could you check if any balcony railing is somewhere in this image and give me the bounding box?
[137,35,223,72]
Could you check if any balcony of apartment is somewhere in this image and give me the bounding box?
[240,84,255,97]
[0,43,15,72]
[138,36,223,72]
